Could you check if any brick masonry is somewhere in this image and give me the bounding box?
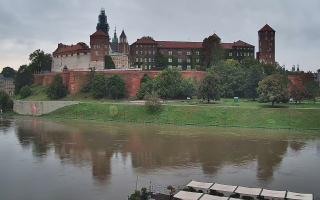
[34,70,207,97]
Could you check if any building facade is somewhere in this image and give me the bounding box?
[130,35,255,70]
[224,40,255,61]
[0,75,15,96]
[257,24,276,65]
[52,9,129,72]
[130,37,158,70]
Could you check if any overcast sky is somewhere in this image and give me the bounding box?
[0,0,319,72]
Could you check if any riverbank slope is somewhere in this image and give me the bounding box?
[44,102,320,130]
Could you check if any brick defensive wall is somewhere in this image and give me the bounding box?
[34,70,207,97]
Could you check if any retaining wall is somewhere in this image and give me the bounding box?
[14,101,79,116]
[34,70,207,97]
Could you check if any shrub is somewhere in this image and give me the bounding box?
[155,69,183,99]
[19,86,32,99]
[46,75,68,100]
[180,78,197,99]
[198,70,221,103]
[257,74,289,106]
[0,91,13,112]
[137,79,155,100]
[145,91,162,113]
[91,74,107,99]
[106,75,126,99]
[81,68,95,93]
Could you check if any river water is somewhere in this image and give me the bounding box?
[0,118,319,200]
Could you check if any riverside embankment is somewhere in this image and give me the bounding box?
[42,101,320,130]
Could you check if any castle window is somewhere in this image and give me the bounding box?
[168,51,173,56]
[186,51,191,55]
[178,59,182,63]
[229,52,232,57]
[196,59,200,63]
[196,51,200,55]
[168,58,172,63]
[187,65,191,70]
[187,58,191,63]
[178,51,182,55]
[136,58,139,62]
[136,51,138,55]
[149,58,152,62]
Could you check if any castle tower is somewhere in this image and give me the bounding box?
[90,9,111,70]
[111,27,119,53]
[96,9,110,39]
[257,24,276,65]
[119,30,129,54]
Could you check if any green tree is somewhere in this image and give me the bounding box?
[304,79,319,103]
[91,74,107,99]
[19,86,32,99]
[81,68,96,93]
[137,79,155,100]
[290,85,305,103]
[155,69,183,99]
[198,70,220,103]
[106,75,126,99]
[104,56,115,69]
[29,49,52,73]
[1,67,16,78]
[140,74,152,84]
[180,78,197,98]
[47,75,68,99]
[0,91,13,112]
[257,74,289,106]
[202,33,224,68]
[214,59,245,98]
[14,65,34,94]
[241,59,265,100]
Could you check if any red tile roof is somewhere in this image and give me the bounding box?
[259,24,275,32]
[233,40,255,47]
[157,41,202,49]
[90,30,107,37]
[221,43,233,49]
[53,42,90,56]
[134,37,157,45]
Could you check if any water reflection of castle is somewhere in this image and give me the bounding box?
[14,119,304,184]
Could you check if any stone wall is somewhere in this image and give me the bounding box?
[13,100,79,116]
[52,53,91,72]
[34,70,207,97]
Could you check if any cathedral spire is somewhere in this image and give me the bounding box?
[111,26,119,52]
[96,9,110,38]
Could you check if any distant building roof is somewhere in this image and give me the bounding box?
[232,40,255,47]
[134,36,157,45]
[120,30,127,39]
[157,41,203,49]
[90,30,108,38]
[259,24,275,32]
[53,42,90,56]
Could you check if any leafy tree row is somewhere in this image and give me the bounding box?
[137,69,197,100]
[83,72,126,99]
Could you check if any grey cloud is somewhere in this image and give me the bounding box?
[0,0,319,71]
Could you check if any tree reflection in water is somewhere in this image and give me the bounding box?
[14,119,308,184]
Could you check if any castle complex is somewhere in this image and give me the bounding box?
[51,9,276,72]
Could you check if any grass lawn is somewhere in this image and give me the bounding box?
[45,101,320,130]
